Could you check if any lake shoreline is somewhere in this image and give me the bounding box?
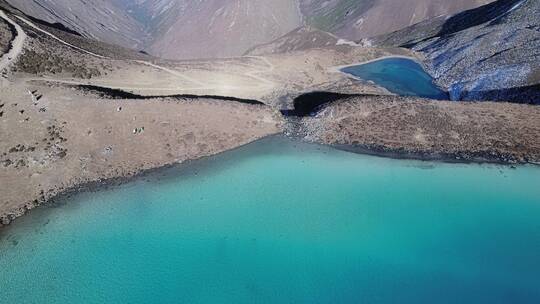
[3,133,539,303]
[329,54,424,72]
[3,132,538,230]
[296,95,540,166]
[3,87,540,229]
[0,134,282,229]
[336,56,449,100]
[331,142,527,166]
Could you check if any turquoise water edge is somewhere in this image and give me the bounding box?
[1,137,539,303]
[341,57,449,100]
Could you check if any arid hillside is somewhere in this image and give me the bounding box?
[5,0,146,49]
[6,0,494,59]
[144,0,302,59]
[244,26,340,56]
[300,0,494,40]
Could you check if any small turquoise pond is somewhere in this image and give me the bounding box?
[341,57,449,100]
[1,137,540,303]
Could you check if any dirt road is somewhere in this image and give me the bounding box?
[0,10,26,73]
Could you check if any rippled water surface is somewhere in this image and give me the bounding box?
[341,57,449,99]
[1,137,539,303]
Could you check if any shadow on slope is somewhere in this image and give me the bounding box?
[0,0,80,36]
[281,91,361,117]
[374,0,539,104]
[397,0,524,48]
[75,84,265,105]
[436,0,523,38]
[460,84,540,104]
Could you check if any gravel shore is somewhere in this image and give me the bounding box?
[0,82,283,226]
[295,95,540,164]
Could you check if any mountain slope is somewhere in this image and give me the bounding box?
[299,0,494,40]
[6,0,146,49]
[373,0,540,103]
[6,0,496,60]
[143,0,302,59]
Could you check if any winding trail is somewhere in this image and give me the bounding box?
[0,10,26,72]
[2,10,278,99]
[132,60,206,87]
[14,14,207,87]
[13,13,275,91]
[243,55,276,88]
[15,15,105,59]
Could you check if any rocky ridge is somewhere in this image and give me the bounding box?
[373,0,540,104]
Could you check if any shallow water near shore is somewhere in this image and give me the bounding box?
[341,57,449,100]
[1,137,540,303]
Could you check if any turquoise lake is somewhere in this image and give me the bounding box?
[1,136,540,303]
[341,57,449,100]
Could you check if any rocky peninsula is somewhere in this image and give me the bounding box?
[293,95,540,163]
